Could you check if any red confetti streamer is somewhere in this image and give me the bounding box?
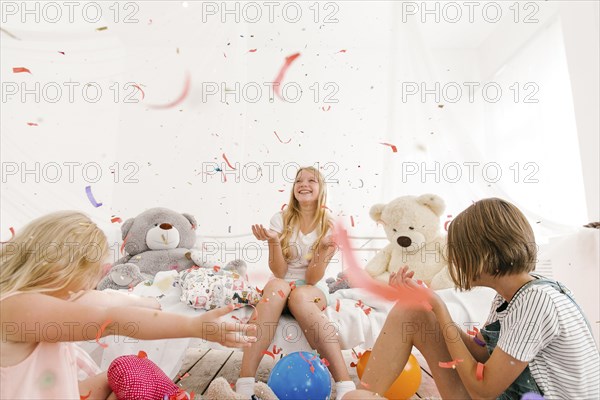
[260,297,270,303]
[277,290,286,299]
[95,319,112,348]
[13,67,31,74]
[473,326,480,333]
[337,49,347,53]
[132,84,145,100]
[120,235,129,255]
[467,329,476,336]
[444,215,453,231]
[350,216,355,227]
[248,49,257,53]
[363,307,372,315]
[274,131,292,144]
[262,350,275,359]
[335,299,340,312]
[321,357,330,367]
[213,266,221,273]
[333,222,432,309]
[380,142,398,153]
[137,350,147,358]
[222,153,236,169]
[0,227,15,243]
[85,185,102,207]
[27,122,38,126]
[255,286,264,295]
[272,345,282,355]
[476,362,485,381]
[80,390,92,400]
[320,205,332,211]
[280,203,287,211]
[273,52,301,100]
[147,71,191,109]
[350,361,357,368]
[438,359,463,369]
[178,372,190,380]
[289,281,296,290]
[298,352,318,374]
[111,217,122,223]
[58,51,65,55]
[322,105,331,112]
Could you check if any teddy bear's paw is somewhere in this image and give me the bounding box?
[204,377,247,400]
[253,382,279,400]
[109,263,143,286]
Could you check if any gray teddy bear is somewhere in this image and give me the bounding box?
[97,207,199,290]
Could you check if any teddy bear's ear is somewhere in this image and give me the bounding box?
[121,218,135,240]
[182,213,197,230]
[417,194,445,217]
[369,204,386,222]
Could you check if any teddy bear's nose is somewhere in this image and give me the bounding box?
[159,223,173,230]
[397,236,412,247]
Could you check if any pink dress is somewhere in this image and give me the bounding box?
[0,292,101,400]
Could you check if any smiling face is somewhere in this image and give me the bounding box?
[293,169,321,204]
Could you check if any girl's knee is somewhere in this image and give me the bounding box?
[265,278,292,295]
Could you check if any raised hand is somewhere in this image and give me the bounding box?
[251,224,279,242]
[195,304,258,348]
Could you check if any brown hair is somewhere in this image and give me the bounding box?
[447,198,537,290]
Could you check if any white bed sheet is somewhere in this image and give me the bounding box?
[79,271,495,379]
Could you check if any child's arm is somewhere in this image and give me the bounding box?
[304,238,337,285]
[432,299,529,398]
[1,294,256,348]
[69,290,161,310]
[252,224,288,278]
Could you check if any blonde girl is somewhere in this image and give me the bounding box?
[0,211,256,400]
[235,166,356,399]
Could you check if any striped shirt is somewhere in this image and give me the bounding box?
[486,280,599,400]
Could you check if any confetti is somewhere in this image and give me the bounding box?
[380,142,398,153]
[177,372,190,380]
[255,286,264,295]
[13,67,31,74]
[138,350,147,358]
[222,153,236,169]
[280,203,287,211]
[350,216,355,227]
[273,52,301,100]
[289,281,296,290]
[111,217,122,223]
[274,131,292,144]
[476,362,484,381]
[95,319,112,348]
[96,26,108,31]
[337,49,347,53]
[132,84,145,100]
[335,299,340,312]
[58,51,65,55]
[148,71,191,109]
[80,390,92,400]
[277,290,286,299]
[262,349,275,359]
[333,222,432,308]
[213,266,221,273]
[321,357,330,367]
[444,215,453,232]
[473,337,486,347]
[322,105,331,111]
[438,359,463,369]
[272,345,282,355]
[26,122,38,126]
[120,235,129,255]
[0,227,15,243]
[260,297,270,303]
[248,49,257,53]
[85,186,103,207]
[0,27,21,40]
[313,297,321,303]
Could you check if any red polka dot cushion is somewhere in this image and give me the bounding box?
[107,353,180,400]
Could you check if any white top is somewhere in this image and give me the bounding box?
[486,282,599,399]
[269,211,331,282]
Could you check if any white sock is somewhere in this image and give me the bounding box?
[236,377,255,398]
[336,380,356,400]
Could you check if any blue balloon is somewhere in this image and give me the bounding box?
[267,351,332,400]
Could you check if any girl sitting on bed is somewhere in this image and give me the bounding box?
[0,211,256,400]
[235,166,356,400]
[344,198,600,400]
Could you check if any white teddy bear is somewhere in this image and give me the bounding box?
[365,194,454,290]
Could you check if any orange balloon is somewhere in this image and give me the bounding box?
[356,350,422,400]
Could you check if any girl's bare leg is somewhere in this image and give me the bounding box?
[240,278,291,377]
[356,302,470,399]
[288,285,351,382]
[78,371,114,400]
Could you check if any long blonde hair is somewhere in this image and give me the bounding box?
[0,211,108,296]
[280,166,332,261]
